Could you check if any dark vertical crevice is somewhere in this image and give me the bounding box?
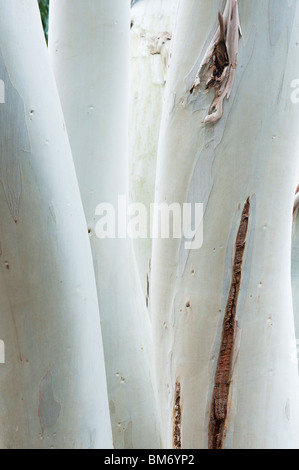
[173,381,182,449]
[208,197,250,449]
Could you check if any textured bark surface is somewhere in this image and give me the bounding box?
[129,0,179,308]
[208,198,249,449]
[190,0,241,122]
[172,381,182,449]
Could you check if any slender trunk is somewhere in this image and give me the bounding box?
[49,0,161,448]
[291,202,299,369]
[129,0,179,306]
[152,0,299,449]
[0,0,112,449]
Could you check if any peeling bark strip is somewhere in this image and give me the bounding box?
[208,198,250,449]
[148,32,172,56]
[173,381,182,449]
[190,0,241,123]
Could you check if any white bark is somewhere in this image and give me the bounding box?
[152,0,299,449]
[49,0,161,449]
[129,0,179,310]
[291,201,299,369]
[0,0,112,449]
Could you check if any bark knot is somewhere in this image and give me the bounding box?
[190,0,242,123]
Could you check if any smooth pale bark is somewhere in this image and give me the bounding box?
[291,206,299,368]
[129,0,179,310]
[0,0,112,449]
[152,0,299,449]
[49,0,161,448]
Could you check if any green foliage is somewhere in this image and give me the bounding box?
[38,0,49,43]
[37,0,137,43]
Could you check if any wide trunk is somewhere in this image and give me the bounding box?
[49,0,161,448]
[151,0,299,449]
[0,0,112,449]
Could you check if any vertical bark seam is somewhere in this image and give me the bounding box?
[173,381,182,449]
[208,197,250,449]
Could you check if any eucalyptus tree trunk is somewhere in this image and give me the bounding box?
[129,0,179,307]
[291,197,299,368]
[151,0,299,449]
[0,0,112,449]
[49,0,161,449]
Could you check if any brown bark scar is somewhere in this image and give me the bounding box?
[293,185,299,221]
[208,197,250,449]
[146,273,149,308]
[173,381,182,449]
[190,0,242,123]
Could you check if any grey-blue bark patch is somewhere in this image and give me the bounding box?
[38,371,61,432]
[268,0,296,46]
[0,50,30,222]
